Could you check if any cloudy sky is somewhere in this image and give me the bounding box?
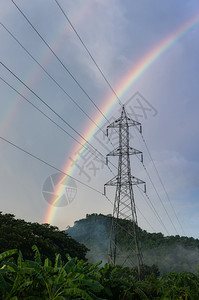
[0,0,199,238]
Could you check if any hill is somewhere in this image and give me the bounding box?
[0,212,88,262]
[67,213,199,274]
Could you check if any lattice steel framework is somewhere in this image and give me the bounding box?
[104,106,146,277]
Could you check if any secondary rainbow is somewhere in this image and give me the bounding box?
[44,12,199,225]
[1,1,91,139]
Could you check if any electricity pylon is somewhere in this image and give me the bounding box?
[104,106,146,278]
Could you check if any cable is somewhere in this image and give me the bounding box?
[54,0,123,108]
[136,205,156,232]
[0,62,104,161]
[137,186,170,235]
[0,61,94,151]
[10,0,130,164]
[0,75,89,151]
[8,0,182,236]
[55,0,185,236]
[141,160,179,235]
[0,86,158,234]
[133,127,183,236]
[141,133,186,236]
[0,134,155,233]
[0,22,117,152]
[2,62,166,235]
[0,135,103,195]
[0,63,118,182]
[11,0,110,123]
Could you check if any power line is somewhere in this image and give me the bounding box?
[141,134,186,236]
[0,76,161,235]
[133,127,185,236]
[141,160,178,235]
[0,75,86,150]
[11,0,110,123]
[0,61,94,152]
[10,0,124,161]
[136,205,156,232]
[0,134,156,233]
[10,0,133,174]
[0,22,117,152]
[54,0,123,107]
[0,63,118,181]
[9,0,184,236]
[0,22,99,129]
[137,186,170,235]
[0,135,103,195]
[54,0,185,236]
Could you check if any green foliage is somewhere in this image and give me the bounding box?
[131,264,160,281]
[0,247,104,299]
[157,272,199,299]
[98,263,134,299]
[1,247,199,299]
[0,212,88,262]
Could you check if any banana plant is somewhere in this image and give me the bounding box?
[0,246,105,299]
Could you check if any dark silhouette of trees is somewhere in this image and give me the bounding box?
[0,212,88,262]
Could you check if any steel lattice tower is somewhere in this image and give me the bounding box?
[104,106,146,277]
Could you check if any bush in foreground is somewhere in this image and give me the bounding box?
[0,247,199,299]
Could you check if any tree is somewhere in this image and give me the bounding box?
[0,212,88,262]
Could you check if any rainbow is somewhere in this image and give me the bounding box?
[44,13,199,225]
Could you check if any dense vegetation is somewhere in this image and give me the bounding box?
[1,212,199,298]
[1,246,199,299]
[67,213,199,274]
[0,212,88,262]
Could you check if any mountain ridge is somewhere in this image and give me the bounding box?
[67,213,199,274]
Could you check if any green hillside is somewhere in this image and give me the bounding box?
[67,213,199,274]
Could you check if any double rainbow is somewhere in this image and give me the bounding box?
[43,13,199,225]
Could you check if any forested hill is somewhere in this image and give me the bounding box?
[67,213,199,274]
[0,212,88,262]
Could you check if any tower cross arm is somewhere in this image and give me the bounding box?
[104,175,118,196]
[127,119,141,127]
[104,175,118,187]
[106,116,142,135]
[132,176,146,192]
[106,147,142,157]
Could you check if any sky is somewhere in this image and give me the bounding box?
[0,0,199,238]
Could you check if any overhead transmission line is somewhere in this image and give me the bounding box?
[141,134,186,236]
[0,21,163,233]
[9,0,183,235]
[10,0,133,171]
[54,0,185,236]
[0,19,153,232]
[0,75,92,151]
[0,61,118,180]
[132,150,178,235]
[11,0,110,123]
[53,0,123,108]
[3,2,121,155]
[0,23,111,144]
[133,127,185,236]
[137,186,170,235]
[1,71,162,233]
[0,61,94,152]
[0,136,103,195]
[0,70,166,234]
[0,135,156,233]
[0,74,166,234]
[141,159,178,234]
